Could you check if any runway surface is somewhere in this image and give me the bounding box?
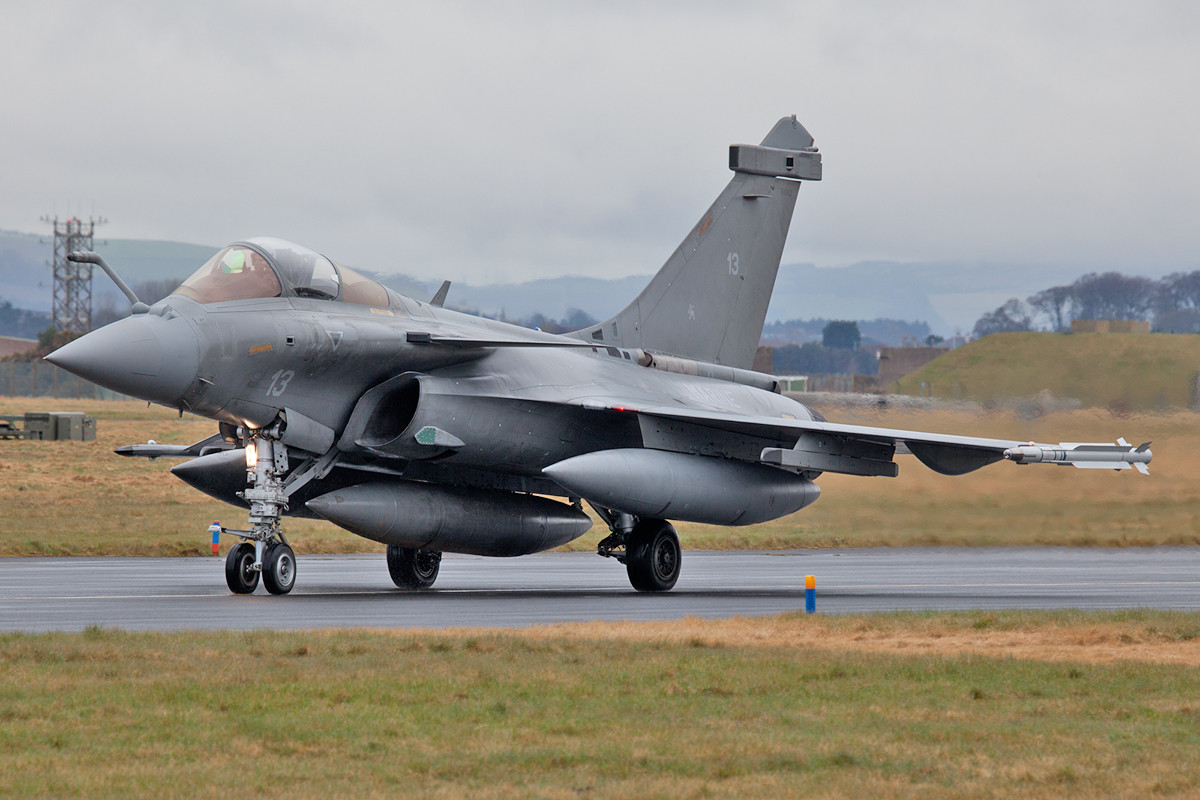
[2,547,1199,633]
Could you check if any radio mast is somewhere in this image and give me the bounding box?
[42,215,106,333]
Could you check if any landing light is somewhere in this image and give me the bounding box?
[245,440,257,468]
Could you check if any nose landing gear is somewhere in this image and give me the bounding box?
[223,428,297,595]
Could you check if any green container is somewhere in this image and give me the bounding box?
[23,412,53,441]
[52,412,84,441]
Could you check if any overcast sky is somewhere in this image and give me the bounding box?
[3,1,1197,285]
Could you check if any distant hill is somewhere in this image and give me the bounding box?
[890,332,1200,410]
[0,300,49,339]
[0,229,217,311]
[442,261,1053,333]
[441,275,649,322]
[94,239,219,284]
[0,229,49,309]
[3,228,1186,335]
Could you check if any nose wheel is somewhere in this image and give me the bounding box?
[262,542,297,594]
[224,540,296,595]
[225,542,259,594]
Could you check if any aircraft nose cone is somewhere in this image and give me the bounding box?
[45,314,200,405]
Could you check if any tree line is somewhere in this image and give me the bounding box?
[769,320,880,376]
[0,298,51,339]
[973,271,1200,337]
[762,317,932,347]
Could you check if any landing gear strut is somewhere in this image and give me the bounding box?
[223,427,297,595]
[593,506,682,592]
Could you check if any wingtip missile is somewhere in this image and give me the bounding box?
[1003,441,1153,473]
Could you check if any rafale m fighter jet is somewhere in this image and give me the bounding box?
[47,116,1152,596]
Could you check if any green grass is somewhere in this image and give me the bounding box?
[2,613,1200,798]
[892,332,1200,410]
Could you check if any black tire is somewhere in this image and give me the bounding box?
[225,542,259,594]
[263,542,296,595]
[625,520,681,592]
[387,546,441,589]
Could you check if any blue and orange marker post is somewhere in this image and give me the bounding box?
[209,521,221,556]
[805,575,816,614]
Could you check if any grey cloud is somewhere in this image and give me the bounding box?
[2,1,1196,285]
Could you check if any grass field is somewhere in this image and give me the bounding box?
[2,611,1199,799]
[2,397,1197,556]
[892,332,1200,410]
[5,396,1200,797]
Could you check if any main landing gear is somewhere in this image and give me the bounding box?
[386,545,442,589]
[224,427,297,595]
[594,508,682,592]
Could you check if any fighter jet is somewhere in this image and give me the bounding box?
[46,116,1152,596]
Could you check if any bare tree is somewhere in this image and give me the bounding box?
[1070,272,1157,321]
[1156,271,1200,315]
[1027,285,1074,332]
[972,298,1033,338]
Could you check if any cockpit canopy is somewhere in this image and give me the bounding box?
[172,237,390,307]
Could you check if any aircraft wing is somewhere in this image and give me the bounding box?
[577,401,1152,476]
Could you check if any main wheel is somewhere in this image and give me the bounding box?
[625,519,681,592]
[225,542,259,594]
[263,542,297,595]
[387,546,441,589]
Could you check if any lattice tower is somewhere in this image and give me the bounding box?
[43,216,106,333]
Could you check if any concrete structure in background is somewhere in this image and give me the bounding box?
[774,375,808,393]
[752,345,774,373]
[805,373,879,393]
[0,335,36,358]
[1071,320,1151,334]
[755,346,878,394]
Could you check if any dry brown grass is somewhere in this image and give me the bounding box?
[476,610,1200,666]
[2,397,1197,555]
[0,397,377,556]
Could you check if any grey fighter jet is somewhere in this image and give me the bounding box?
[46,116,1152,596]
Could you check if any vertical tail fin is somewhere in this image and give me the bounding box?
[576,116,821,369]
